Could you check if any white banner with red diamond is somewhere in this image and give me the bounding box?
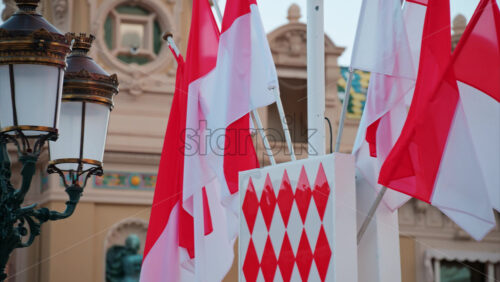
[239,153,358,282]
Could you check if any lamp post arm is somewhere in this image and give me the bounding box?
[35,186,83,221]
[13,153,38,203]
[0,142,84,281]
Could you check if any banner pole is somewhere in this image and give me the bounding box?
[357,186,388,244]
[211,0,223,22]
[162,33,181,57]
[307,0,326,157]
[251,111,277,166]
[271,87,296,161]
[334,68,354,152]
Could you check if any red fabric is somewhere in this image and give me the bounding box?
[222,0,260,196]
[365,118,381,157]
[406,0,428,6]
[379,0,453,203]
[143,53,187,259]
[143,0,220,261]
[185,0,220,84]
[221,0,257,33]
[453,0,500,102]
[224,115,260,194]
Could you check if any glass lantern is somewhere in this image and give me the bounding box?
[48,33,119,179]
[0,0,72,140]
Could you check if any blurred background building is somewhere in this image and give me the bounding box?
[1,0,499,281]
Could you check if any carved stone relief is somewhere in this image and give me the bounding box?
[91,0,177,97]
[2,0,17,21]
[50,0,72,32]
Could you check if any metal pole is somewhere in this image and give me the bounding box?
[162,33,181,57]
[211,0,224,23]
[251,111,276,166]
[271,87,296,161]
[357,186,387,244]
[210,0,278,165]
[307,0,326,157]
[334,68,354,152]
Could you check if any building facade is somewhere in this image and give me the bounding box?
[1,1,499,281]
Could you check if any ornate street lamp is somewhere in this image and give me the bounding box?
[48,33,118,188]
[0,1,118,281]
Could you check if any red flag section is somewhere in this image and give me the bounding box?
[379,0,452,203]
[453,0,500,102]
[142,53,187,261]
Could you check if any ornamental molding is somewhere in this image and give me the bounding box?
[399,199,500,241]
[90,0,177,96]
[1,0,16,21]
[50,0,71,32]
[267,22,345,68]
[65,69,119,87]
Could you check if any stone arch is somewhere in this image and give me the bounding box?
[103,218,148,280]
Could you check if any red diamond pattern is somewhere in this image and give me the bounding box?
[242,163,334,282]
[278,233,295,282]
[242,178,259,233]
[277,170,294,227]
[296,229,314,281]
[295,166,312,224]
[313,163,330,221]
[243,239,260,282]
[260,174,277,231]
[314,226,332,281]
[261,237,278,281]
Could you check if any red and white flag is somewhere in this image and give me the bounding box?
[380,0,500,241]
[351,1,426,280]
[141,0,278,280]
[352,0,425,212]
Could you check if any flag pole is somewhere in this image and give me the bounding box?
[211,0,283,165]
[335,68,354,152]
[251,111,277,165]
[270,86,296,161]
[162,32,181,57]
[357,186,387,244]
[307,0,326,157]
[211,0,223,22]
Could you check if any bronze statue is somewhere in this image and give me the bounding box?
[106,234,143,282]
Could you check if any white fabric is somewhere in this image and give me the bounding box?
[458,82,500,212]
[351,0,416,79]
[432,98,496,241]
[192,179,236,281]
[180,5,278,281]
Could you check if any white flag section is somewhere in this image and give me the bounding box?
[351,0,427,281]
[351,0,416,78]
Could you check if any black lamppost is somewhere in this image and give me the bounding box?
[0,1,118,281]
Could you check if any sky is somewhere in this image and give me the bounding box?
[0,0,485,65]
